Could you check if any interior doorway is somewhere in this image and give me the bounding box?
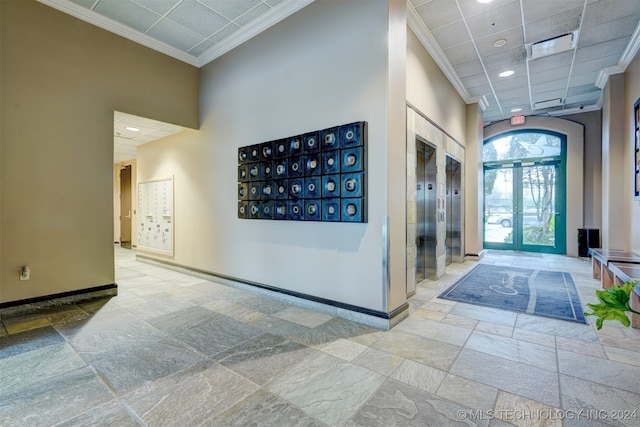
[119,165,132,249]
[415,141,437,282]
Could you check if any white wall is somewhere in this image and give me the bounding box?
[138,0,401,313]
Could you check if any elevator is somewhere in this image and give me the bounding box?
[416,141,437,282]
[445,156,462,265]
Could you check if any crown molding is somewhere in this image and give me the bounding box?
[595,65,624,89]
[197,0,315,67]
[407,5,474,105]
[620,19,640,70]
[37,0,199,66]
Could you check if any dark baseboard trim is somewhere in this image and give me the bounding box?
[0,284,118,310]
[136,254,407,321]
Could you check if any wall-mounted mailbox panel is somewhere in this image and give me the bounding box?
[138,177,174,255]
[237,121,367,223]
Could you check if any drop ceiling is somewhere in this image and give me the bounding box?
[114,112,186,163]
[40,0,640,128]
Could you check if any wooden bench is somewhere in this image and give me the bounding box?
[589,248,640,288]
[608,262,640,329]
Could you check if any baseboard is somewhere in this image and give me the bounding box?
[136,254,407,330]
[0,284,118,317]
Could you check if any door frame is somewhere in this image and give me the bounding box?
[482,130,567,254]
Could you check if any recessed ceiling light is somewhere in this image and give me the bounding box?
[493,38,507,48]
[511,108,522,112]
[477,0,493,3]
[125,126,140,132]
[499,70,514,78]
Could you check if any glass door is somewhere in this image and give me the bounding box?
[483,131,566,254]
[519,161,564,252]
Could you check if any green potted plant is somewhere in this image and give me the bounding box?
[585,282,640,329]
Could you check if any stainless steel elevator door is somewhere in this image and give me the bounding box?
[446,156,462,265]
[416,142,437,282]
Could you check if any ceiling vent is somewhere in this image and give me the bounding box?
[528,32,577,60]
[533,98,563,110]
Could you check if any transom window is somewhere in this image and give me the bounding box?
[483,132,562,162]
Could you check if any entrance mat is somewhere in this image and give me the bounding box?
[439,264,587,324]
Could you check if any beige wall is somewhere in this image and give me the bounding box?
[138,0,405,314]
[561,111,602,229]
[625,53,640,254]
[465,103,484,256]
[602,74,627,249]
[0,1,198,304]
[406,29,467,144]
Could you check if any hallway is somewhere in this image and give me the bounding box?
[1,248,639,426]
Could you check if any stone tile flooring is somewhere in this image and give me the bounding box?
[1,248,639,426]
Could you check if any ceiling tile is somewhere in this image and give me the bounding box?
[582,0,640,28]
[461,73,491,89]
[524,6,583,44]
[146,18,204,51]
[532,89,566,103]
[474,25,524,56]
[569,71,599,86]
[457,0,519,19]
[522,0,584,24]
[132,0,180,15]
[578,15,640,48]
[527,51,574,74]
[573,52,621,70]
[235,3,271,27]
[188,40,215,56]
[208,23,241,43]
[468,85,492,97]
[94,0,162,33]
[199,0,263,21]
[566,83,600,97]
[415,0,463,32]
[487,62,527,82]
[491,75,528,92]
[481,46,527,72]
[443,42,478,66]
[565,91,601,105]
[432,21,471,50]
[453,59,485,78]
[574,37,630,63]
[167,0,230,37]
[465,1,522,40]
[495,87,529,102]
[529,65,571,86]
[531,78,569,95]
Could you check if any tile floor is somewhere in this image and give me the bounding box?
[1,248,639,426]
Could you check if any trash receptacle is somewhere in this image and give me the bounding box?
[578,228,600,257]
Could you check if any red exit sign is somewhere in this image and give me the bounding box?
[511,115,525,125]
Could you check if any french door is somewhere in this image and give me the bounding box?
[484,159,565,254]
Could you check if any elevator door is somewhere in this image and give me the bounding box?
[416,142,437,282]
[446,156,462,265]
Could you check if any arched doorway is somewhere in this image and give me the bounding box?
[483,130,566,254]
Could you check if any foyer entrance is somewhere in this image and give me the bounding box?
[483,131,566,254]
